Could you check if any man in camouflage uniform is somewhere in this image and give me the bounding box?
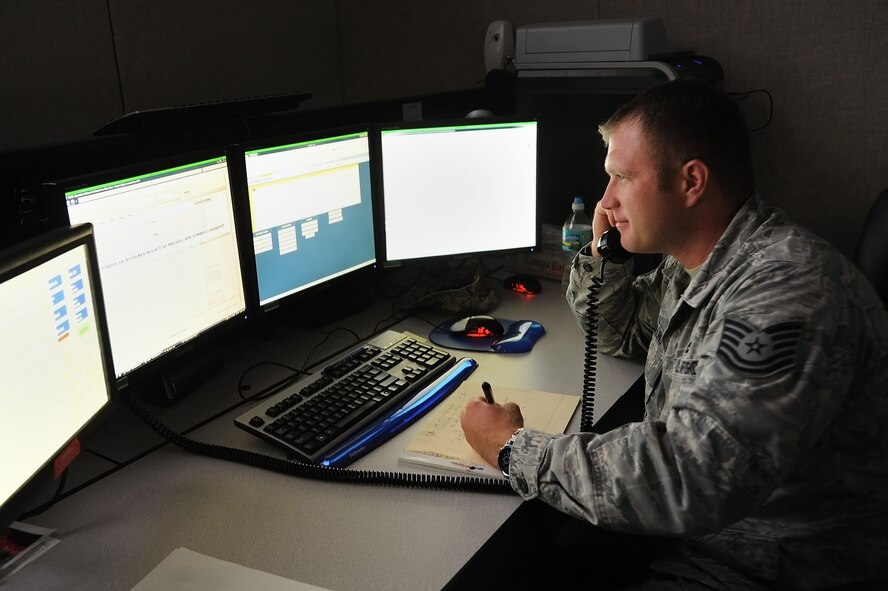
[461,79,888,589]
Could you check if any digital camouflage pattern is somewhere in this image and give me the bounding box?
[507,194,888,589]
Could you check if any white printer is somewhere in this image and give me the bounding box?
[512,17,676,80]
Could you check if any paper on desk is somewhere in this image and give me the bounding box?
[399,380,579,477]
[131,547,331,591]
[0,522,60,580]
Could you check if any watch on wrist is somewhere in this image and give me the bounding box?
[497,428,523,480]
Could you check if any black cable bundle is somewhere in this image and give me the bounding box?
[122,389,515,494]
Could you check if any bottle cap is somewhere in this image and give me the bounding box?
[572,196,585,210]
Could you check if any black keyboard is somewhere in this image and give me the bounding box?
[234,330,455,463]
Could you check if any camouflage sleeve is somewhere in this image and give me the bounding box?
[514,259,877,536]
[507,418,762,536]
[564,250,661,358]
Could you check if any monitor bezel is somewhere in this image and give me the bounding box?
[43,147,251,393]
[0,223,116,531]
[372,116,540,268]
[231,125,379,320]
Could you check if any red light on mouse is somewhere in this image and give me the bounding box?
[466,327,495,338]
[512,283,535,295]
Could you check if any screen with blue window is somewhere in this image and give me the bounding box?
[243,130,376,310]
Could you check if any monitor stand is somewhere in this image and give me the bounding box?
[130,346,225,406]
[252,274,376,341]
[290,280,375,329]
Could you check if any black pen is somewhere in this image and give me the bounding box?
[482,381,495,405]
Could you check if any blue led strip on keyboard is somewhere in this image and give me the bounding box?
[320,357,478,468]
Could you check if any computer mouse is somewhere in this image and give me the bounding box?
[446,315,505,338]
[504,274,542,295]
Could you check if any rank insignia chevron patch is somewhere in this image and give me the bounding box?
[717,317,803,377]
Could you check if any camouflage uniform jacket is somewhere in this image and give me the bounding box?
[508,194,888,588]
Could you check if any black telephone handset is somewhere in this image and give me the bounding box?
[580,227,633,432]
[597,227,632,264]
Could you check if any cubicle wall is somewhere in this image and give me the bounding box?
[109,1,342,115]
[1,0,123,151]
[0,0,342,152]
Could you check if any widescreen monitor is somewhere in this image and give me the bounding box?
[0,224,115,530]
[377,119,538,265]
[54,151,247,387]
[241,129,376,312]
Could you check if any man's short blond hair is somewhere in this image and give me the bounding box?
[599,79,755,202]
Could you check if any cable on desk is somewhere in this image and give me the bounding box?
[35,384,287,514]
[371,308,410,335]
[373,264,425,300]
[18,470,69,520]
[121,389,515,494]
[237,328,364,402]
[297,326,361,374]
[83,448,123,466]
[237,361,310,401]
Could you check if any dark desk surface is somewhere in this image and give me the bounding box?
[10,274,643,590]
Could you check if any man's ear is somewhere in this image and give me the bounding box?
[681,159,710,207]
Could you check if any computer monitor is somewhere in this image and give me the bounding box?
[50,150,247,389]
[377,118,539,265]
[0,224,115,531]
[239,129,377,313]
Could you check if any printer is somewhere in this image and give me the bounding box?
[510,17,720,83]
[514,17,672,75]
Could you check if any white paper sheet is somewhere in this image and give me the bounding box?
[131,547,331,591]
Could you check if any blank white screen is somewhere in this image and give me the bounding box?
[380,121,537,262]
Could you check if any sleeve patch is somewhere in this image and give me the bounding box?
[717,317,803,377]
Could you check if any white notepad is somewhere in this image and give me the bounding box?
[398,380,579,478]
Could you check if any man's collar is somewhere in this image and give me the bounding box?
[680,193,769,308]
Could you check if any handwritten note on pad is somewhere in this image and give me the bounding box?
[398,380,579,478]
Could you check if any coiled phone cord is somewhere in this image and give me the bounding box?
[122,389,514,494]
[580,273,603,433]
[581,227,632,431]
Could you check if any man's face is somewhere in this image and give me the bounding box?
[600,120,681,255]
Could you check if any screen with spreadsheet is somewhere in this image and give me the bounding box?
[60,153,247,383]
[242,130,376,310]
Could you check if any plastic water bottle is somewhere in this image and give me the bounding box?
[562,196,592,253]
[561,196,592,287]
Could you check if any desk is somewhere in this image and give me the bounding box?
[11,273,643,591]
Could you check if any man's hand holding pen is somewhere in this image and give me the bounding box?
[460,381,524,468]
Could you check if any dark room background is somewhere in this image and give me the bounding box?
[2,0,886,258]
